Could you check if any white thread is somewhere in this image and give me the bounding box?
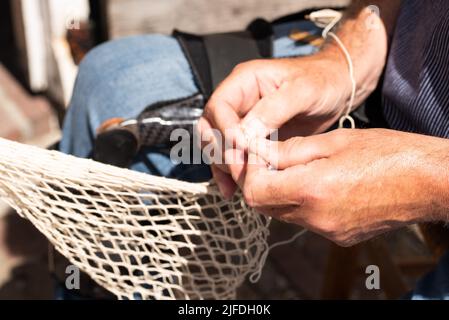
[327,32,356,129]
[249,228,308,283]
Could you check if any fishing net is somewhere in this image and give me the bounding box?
[0,137,270,300]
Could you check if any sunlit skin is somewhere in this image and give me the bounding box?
[244,129,449,246]
[197,1,449,245]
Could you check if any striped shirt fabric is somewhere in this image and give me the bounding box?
[382,0,449,137]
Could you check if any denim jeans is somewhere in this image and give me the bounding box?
[59,20,449,300]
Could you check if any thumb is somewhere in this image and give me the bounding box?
[240,82,313,141]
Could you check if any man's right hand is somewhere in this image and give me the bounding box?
[197,52,352,198]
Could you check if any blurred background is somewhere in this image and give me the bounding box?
[0,0,438,300]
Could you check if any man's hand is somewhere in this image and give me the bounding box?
[198,53,351,198]
[242,129,449,246]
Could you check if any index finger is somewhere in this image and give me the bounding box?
[203,66,262,149]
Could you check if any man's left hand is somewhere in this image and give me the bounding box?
[242,129,449,246]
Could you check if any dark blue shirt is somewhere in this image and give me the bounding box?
[382,1,449,299]
[382,0,449,137]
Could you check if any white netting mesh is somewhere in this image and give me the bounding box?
[0,138,270,299]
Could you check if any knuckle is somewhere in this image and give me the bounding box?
[307,212,356,248]
[232,62,250,73]
[232,59,264,73]
[278,211,298,224]
[333,235,357,248]
[312,218,353,247]
[313,216,340,235]
[203,101,217,120]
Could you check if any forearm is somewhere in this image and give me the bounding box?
[319,0,402,109]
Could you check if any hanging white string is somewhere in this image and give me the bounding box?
[309,9,356,129]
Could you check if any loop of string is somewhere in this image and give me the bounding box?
[311,9,357,129]
[328,32,356,129]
